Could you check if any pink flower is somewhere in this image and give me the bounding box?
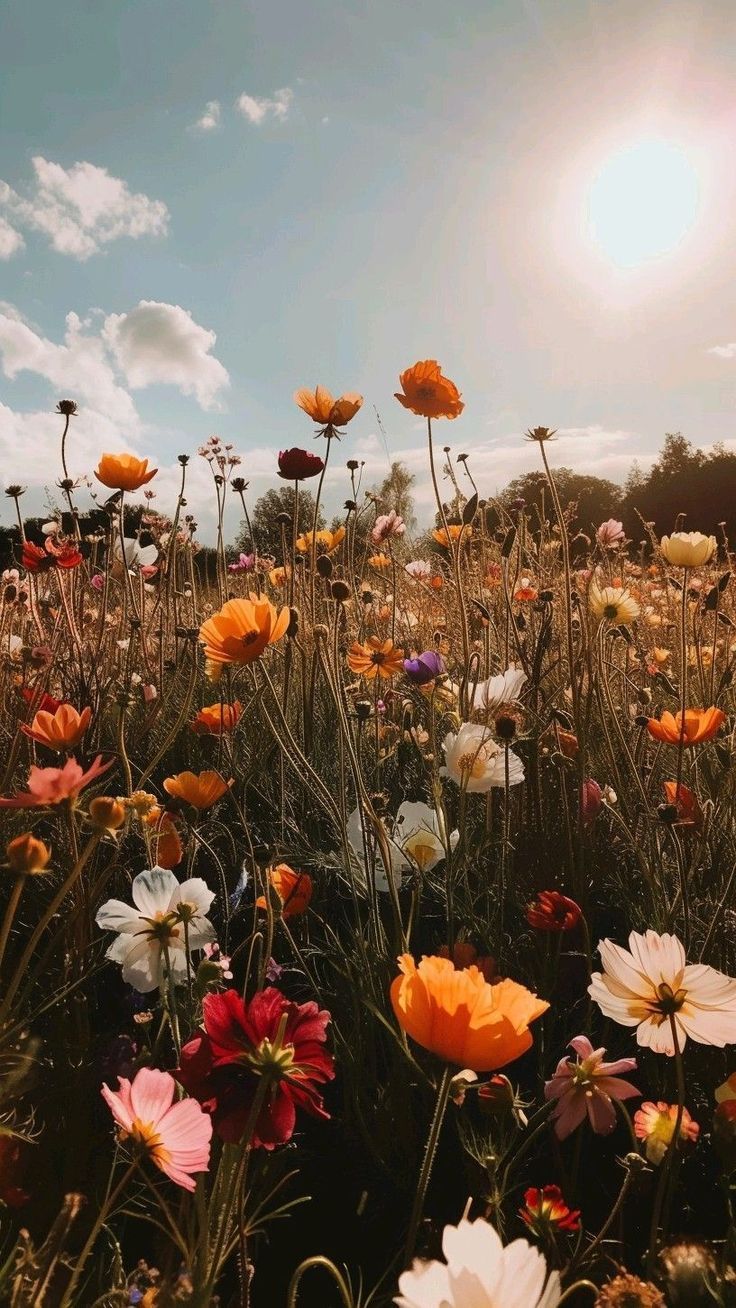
[0,755,113,807]
[580,779,602,826]
[597,519,625,548]
[90,573,105,591]
[545,1035,639,1139]
[101,1067,212,1192]
[634,1100,700,1164]
[371,510,405,546]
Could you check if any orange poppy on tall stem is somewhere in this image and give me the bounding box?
[256,864,313,918]
[647,707,726,746]
[22,704,91,750]
[295,526,346,556]
[294,387,363,430]
[390,954,547,1072]
[95,453,158,492]
[191,702,242,735]
[395,360,464,420]
[347,637,405,680]
[163,770,231,810]
[199,596,290,667]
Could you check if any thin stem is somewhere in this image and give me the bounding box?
[403,1066,453,1266]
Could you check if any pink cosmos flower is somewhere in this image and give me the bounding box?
[0,755,112,807]
[597,519,625,548]
[371,510,406,546]
[544,1035,639,1139]
[101,1067,212,1192]
[634,1100,700,1164]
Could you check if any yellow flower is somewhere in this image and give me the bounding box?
[660,532,716,567]
[295,526,345,556]
[589,582,640,626]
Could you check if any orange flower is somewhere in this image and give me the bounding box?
[432,524,470,548]
[514,583,538,602]
[143,805,184,869]
[22,704,91,750]
[395,360,464,420]
[369,552,392,570]
[390,954,547,1072]
[163,770,231,810]
[347,637,405,679]
[199,596,290,667]
[191,702,242,735]
[6,833,51,875]
[256,864,313,918]
[646,707,726,746]
[95,453,158,492]
[295,526,346,556]
[663,781,703,828]
[294,386,363,429]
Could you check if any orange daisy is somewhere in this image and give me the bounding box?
[199,596,290,667]
[294,387,363,429]
[346,637,405,680]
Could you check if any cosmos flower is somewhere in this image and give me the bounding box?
[394,360,464,420]
[646,708,725,746]
[441,723,525,792]
[660,531,716,567]
[163,770,231,811]
[589,930,736,1054]
[295,526,346,555]
[277,447,325,480]
[597,519,625,548]
[96,867,215,993]
[395,1216,560,1308]
[432,524,469,548]
[95,453,158,492]
[393,800,457,872]
[371,510,406,545]
[294,387,362,429]
[520,1186,580,1237]
[176,987,334,1147]
[22,703,91,751]
[544,1035,639,1139]
[199,596,290,668]
[256,864,313,918]
[347,637,405,680]
[227,553,256,574]
[101,1067,211,1192]
[403,650,444,685]
[0,756,112,808]
[634,1100,700,1164]
[471,666,527,714]
[391,953,547,1072]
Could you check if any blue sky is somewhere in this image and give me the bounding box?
[2,0,736,540]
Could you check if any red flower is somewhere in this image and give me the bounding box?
[176,988,334,1148]
[521,1185,580,1237]
[22,541,54,574]
[45,537,83,569]
[662,781,703,828]
[580,778,603,826]
[21,538,82,572]
[438,941,498,983]
[526,891,582,932]
[18,688,62,715]
[277,448,325,481]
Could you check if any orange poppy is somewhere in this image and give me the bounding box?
[199,596,290,667]
[256,864,313,918]
[22,704,91,750]
[295,526,346,556]
[646,707,726,746]
[395,360,464,420]
[95,453,158,492]
[163,770,231,810]
[269,566,290,588]
[390,954,547,1072]
[143,805,184,869]
[191,702,242,735]
[294,387,363,429]
[514,584,538,602]
[662,781,703,828]
[347,637,405,680]
[432,524,470,548]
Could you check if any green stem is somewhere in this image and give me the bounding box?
[403,1066,453,1266]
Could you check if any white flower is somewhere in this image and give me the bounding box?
[395,1215,560,1308]
[589,930,736,1055]
[393,800,458,873]
[347,806,408,893]
[405,559,432,580]
[96,867,216,993]
[471,665,527,715]
[441,723,524,792]
[42,520,60,536]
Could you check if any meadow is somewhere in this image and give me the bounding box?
[2,362,736,1306]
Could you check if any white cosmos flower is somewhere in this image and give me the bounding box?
[441,723,524,792]
[393,801,458,873]
[471,665,527,714]
[395,1215,560,1308]
[347,805,408,894]
[96,867,216,993]
[405,559,433,580]
[589,930,736,1055]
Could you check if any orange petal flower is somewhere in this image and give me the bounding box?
[395,360,464,420]
[295,526,346,556]
[663,781,703,827]
[256,864,313,918]
[191,702,242,735]
[163,770,231,810]
[199,595,290,667]
[646,707,726,746]
[390,954,547,1072]
[144,806,184,868]
[294,387,363,428]
[22,704,91,750]
[346,637,405,680]
[95,453,158,492]
[432,524,470,548]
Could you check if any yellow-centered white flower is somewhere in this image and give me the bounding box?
[589,582,640,626]
[395,1215,560,1308]
[441,723,524,792]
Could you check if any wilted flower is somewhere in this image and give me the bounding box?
[96,866,215,992]
[589,929,736,1054]
[394,360,464,420]
[594,1274,665,1307]
[545,1035,639,1139]
[395,1216,560,1308]
[634,1100,700,1163]
[660,531,716,567]
[101,1067,211,1192]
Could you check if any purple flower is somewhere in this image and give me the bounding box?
[228,552,255,574]
[403,650,444,685]
[545,1035,639,1139]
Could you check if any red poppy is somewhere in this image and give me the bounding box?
[438,941,498,984]
[18,688,62,715]
[662,781,703,828]
[176,987,334,1147]
[45,537,83,569]
[526,891,582,932]
[521,1185,580,1236]
[22,541,54,574]
[22,538,82,572]
[277,448,325,481]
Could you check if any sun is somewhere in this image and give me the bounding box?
[585,138,700,268]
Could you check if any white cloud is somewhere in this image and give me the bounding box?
[0,217,23,259]
[236,87,293,125]
[102,301,229,410]
[191,100,221,133]
[707,343,736,359]
[0,158,168,260]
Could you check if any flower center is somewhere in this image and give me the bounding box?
[141,910,182,944]
[653,981,687,1018]
[128,1118,171,1164]
[241,631,259,646]
[243,1012,298,1081]
[603,603,620,620]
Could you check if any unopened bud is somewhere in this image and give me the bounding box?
[88,796,127,832]
[6,833,51,876]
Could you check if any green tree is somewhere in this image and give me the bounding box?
[370,461,417,534]
[239,486,325,562]
[499,468,622,533]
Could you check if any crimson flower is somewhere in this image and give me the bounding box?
[526,891,581,932]
[45,536,83,568]
[22,541,54,574]
[19,688,62,715]
[176,987,334,1147]
[0,755,112,808]
[277,448,325,481]
[520,1185,580,1237]
[21,538,82,572]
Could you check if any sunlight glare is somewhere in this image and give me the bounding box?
[585,138,700,268]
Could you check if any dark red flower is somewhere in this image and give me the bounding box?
[45,537,82,569]
[580,778,603,826]
[438,941,498,983]
[22,541,54,574]
[662,781,703,828]
[176,987,334,1147]
[277,448,325,481]
[0,1136,29,1208]
[521,1185,580,1236]
[19,688,62,715]
[526,890,582,932]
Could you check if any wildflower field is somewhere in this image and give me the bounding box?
[3,364,736,1307]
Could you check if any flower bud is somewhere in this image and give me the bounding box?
[88,797,127,832]
[6,833,51,876]
[316,555,333,579]
[331,580,351,603]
